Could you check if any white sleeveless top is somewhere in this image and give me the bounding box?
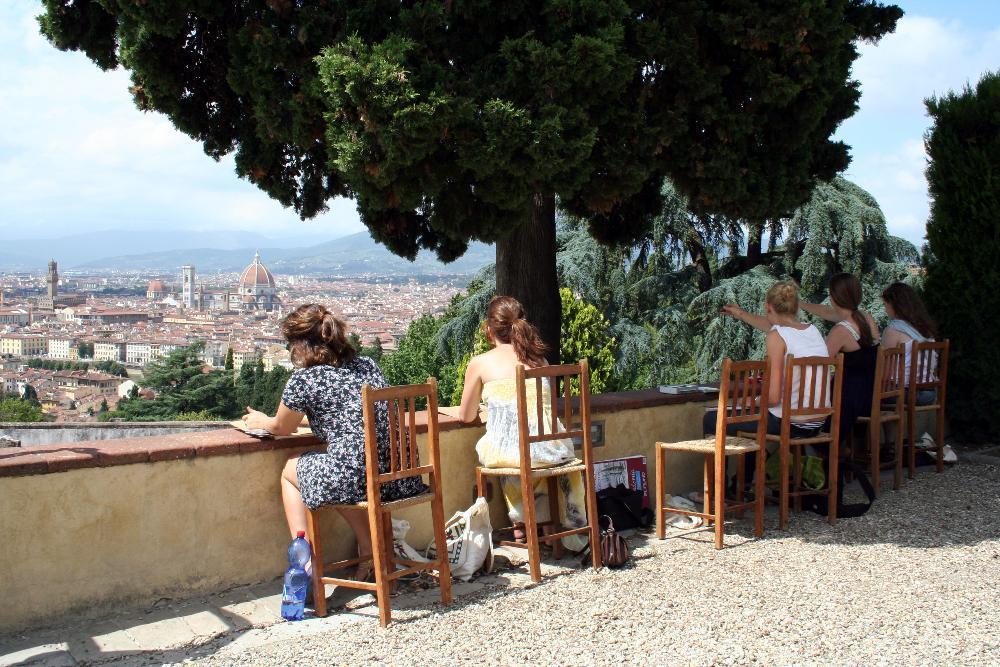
[769,323,829,425]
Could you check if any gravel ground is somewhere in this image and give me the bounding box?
[194,461,1000,666]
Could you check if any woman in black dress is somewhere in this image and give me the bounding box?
[243,304,424,576]
[799,273,881,436]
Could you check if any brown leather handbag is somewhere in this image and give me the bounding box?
[599,515,630,568]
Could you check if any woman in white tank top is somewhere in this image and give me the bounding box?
[719,280,830,429]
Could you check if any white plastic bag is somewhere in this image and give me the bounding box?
[425,497,494,581]
[392,518,430,565]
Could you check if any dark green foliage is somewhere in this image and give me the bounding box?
[76,342,94,358]
[39,1,900,359]
[107,343,237,421]
[93,360,128,377]
[924,71,1000,441]
[380,314,459,408]
[0,397,45,422]
[224,347,234,371]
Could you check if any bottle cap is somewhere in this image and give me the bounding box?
[296,531,305,538]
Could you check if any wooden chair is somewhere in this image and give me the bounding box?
[905,340,950,478]
[305,378,452,627]
[769,354,844,529]
[655,358,770,549]
[475,360,602,583]
[854,344,906,495]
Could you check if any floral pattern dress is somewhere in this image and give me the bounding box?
[282,356,427,510]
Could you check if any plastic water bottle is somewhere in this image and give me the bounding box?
[280,531,311,621]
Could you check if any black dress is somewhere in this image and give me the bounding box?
[837,323,879,437]
[281,356,427,510]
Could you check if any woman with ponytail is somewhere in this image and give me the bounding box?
[449,296,588,547]
[799,273,881,435]
[244,304,425,581]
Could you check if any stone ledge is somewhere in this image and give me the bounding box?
[0,389,715,478]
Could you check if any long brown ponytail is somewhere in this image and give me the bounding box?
[486,296,549,368]
[829,273,874,347]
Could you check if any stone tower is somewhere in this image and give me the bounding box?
[46,260,58,299]
[181,265,196,308]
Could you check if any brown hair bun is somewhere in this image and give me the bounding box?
[281,304,357,368]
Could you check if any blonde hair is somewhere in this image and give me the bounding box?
[766,280,799,316]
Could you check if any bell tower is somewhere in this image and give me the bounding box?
[46,260,58,299]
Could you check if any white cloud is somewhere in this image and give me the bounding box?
[0,2,363,240]
[840,14,1000,245]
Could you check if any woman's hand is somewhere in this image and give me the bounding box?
[243,406,271,430]
[720,304,744,320]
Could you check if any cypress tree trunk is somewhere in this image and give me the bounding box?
[495,192,561,363]
[746,219,765,266]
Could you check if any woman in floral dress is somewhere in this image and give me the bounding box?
[244,304,425,577]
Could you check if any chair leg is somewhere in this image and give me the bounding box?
[428,472,453,605]
[520,473,542,583]
[368,505,392,627]
[828,438,839,526]
[792,447,802,513]
[907,406,916,480]
[703,454,713,526]
[735,454,746,519]
[779,440,790,530]
[655,444,665,540]
[582,458,601,571]
[714,452,726,550]
[869,419,881,497]
[754,446,766,537]
[893,417,903,491]
[935,405,945,474]
[546,476,565,559]
[475,467,487,499]
[305,509,327,618]
[383,511,397,595]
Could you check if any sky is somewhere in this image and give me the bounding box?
[0,1,997,246]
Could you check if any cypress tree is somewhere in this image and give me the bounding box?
[924,71,1000,441]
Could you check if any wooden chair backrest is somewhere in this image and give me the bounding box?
[361,378,440,494]
[514,360,593,470]
[910,340,949,395]
[715,357,771,433]
[872,345,906,413]
[782,354,844,425]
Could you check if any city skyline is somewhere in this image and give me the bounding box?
[1,1,999,247]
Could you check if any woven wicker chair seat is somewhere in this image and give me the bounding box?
[326,491,433,511]
[477,458,585,477]
[657,436,760,454]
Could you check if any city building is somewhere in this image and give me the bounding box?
[46,260,58,300]
[237,252,280,312]
[147,280,168,300]
[0,308,31,326]
[93,340,126,362]
[0,334,47,357]
[181,265,196,308]
[46,336,77,360]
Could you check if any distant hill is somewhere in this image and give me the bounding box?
[0,229,333,270]
[70,232,494,276]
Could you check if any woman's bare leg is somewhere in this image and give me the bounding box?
[281,457,308,538]
[336,508,374,579]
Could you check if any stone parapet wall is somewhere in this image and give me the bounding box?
[0,390,714,633]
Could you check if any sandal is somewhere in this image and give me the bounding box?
[511,523,528,543]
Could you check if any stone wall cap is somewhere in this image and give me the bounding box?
[0,389,714,478]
